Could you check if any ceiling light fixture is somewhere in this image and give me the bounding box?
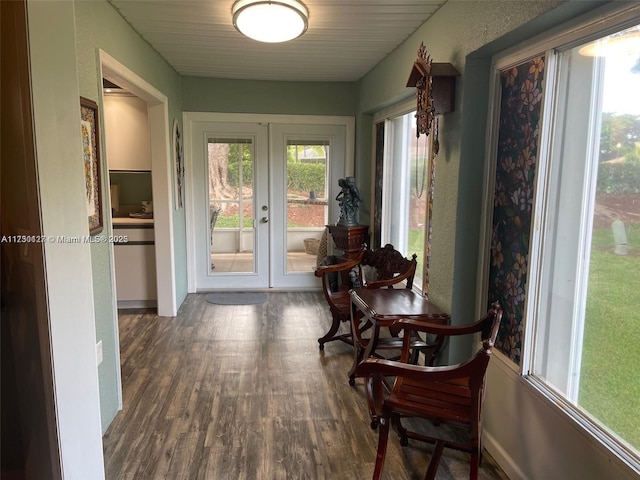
[232,0,308,43]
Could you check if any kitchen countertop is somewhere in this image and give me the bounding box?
[112,217,154,226]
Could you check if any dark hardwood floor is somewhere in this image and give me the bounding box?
[103,292,509,480]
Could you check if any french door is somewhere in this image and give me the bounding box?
[185,113,353,291]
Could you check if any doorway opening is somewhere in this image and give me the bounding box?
[99,50,176,317]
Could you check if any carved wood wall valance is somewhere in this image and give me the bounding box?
[407,43,435,137]
[406,42,461,136]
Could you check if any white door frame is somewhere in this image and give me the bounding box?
[184,112,355,293]
[100,50,177,318]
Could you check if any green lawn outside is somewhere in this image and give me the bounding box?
[408,229,425,286]
[215,214,253,228]
[580,222,640,450]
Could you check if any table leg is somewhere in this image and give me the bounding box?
[348,334,368,386]
[423,334,446,366]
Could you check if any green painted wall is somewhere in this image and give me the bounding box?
[109,172,153,205]
[182,76,357,115]
[73,0,185,433]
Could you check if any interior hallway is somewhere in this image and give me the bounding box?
[104,292,509,479]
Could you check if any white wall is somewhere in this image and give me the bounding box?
[27,1,105,478]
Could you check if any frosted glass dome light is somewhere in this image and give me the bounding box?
[232,0,309,43]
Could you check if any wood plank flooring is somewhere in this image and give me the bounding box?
[103,292,509,480]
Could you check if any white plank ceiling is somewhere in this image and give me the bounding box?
[107,0,447,82]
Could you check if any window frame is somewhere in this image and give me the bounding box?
[372,97,433,294]
[479,2,640,471]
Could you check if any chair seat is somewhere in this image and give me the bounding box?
[354,302,503,480]
[329,290,351,318]
[387,377,472,426]
[318,289,358,348]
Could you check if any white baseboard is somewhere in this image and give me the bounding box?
[484,429,528,480]
[117,300,157,309]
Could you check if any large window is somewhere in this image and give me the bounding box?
[487,13,640,467]
[374,101,434,294]
[531,23,640,457]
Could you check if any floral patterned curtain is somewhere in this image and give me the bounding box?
[488,56,545,365]
[372,122,384,250]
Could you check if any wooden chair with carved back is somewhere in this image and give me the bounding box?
[355,301,503,480]
[314,244,418,351]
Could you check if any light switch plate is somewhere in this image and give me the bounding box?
[96,340,103,365]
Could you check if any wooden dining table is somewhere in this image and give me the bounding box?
[348,288,451,427]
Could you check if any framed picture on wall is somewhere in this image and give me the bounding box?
[173,118,184,209]
[80,97,104,235]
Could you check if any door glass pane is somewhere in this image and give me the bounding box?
[285,140,328,273]
[208,138,255,273]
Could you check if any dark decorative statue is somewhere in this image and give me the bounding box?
[336,176,361,226]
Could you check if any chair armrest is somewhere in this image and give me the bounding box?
[355,356,480,382]
[364,274,410,289]
[395,315,489,337]
[314,250,364,277]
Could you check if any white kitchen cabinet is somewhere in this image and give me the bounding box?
[113,224,156,307]
[104,94,152,171]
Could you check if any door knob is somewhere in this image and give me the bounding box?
[261,216,269,223]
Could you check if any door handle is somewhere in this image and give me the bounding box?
[261,216,269,223]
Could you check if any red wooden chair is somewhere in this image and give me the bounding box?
[314,244,417,350]
[355,302,503,480]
